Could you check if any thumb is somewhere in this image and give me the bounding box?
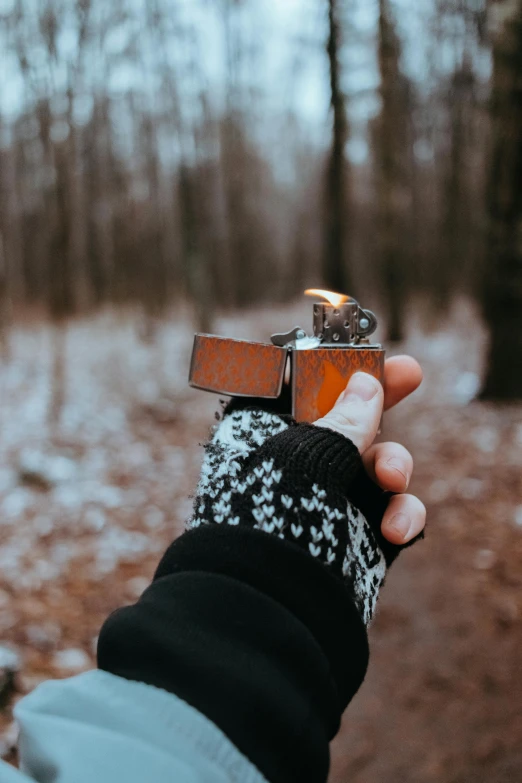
[313,372,384,454]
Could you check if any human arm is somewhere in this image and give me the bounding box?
[96,364,425,782]
[10,358,425,783]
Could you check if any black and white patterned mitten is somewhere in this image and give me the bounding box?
[188,406,415,626]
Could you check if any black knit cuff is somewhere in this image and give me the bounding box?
[100,524,371,783]
[154,525,369,708]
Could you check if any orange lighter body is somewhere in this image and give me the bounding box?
[189,294,385,423]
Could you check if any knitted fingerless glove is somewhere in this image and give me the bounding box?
[188,406,417,625]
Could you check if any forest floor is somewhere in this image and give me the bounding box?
[0,299,521,782]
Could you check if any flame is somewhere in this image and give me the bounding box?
[304,289,350,307]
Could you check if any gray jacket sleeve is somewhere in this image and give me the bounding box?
[0,670,266,783]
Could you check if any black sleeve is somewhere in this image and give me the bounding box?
[97,524,369,783]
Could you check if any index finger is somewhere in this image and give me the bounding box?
[383,355,423,411]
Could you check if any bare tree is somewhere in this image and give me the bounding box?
[323,0,353,294]
[0,234,11,359]
[437,59,475,309]
[480,0,522,399]
[375,0,414,341]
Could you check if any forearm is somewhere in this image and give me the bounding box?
[98,526,369,783]
[98,409,418,782]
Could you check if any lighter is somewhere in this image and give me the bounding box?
[188,290,385,422]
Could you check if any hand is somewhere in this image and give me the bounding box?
[314,355,425,546]
[188,354,424,625]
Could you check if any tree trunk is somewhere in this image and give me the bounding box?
[480,1,522,400]
[0,234,11,360]
[85,98,115,305]
[49,323,66,429]
[435,59,475,312]
[178,165,214,333]
[323,0,353,295]
[376,0,412,342]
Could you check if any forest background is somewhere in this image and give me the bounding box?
[0,0,520,400]
[0,1,521,781]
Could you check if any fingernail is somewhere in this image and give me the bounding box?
[386,513,412,540]
[385,457,409,487]
[342,372,379,402]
